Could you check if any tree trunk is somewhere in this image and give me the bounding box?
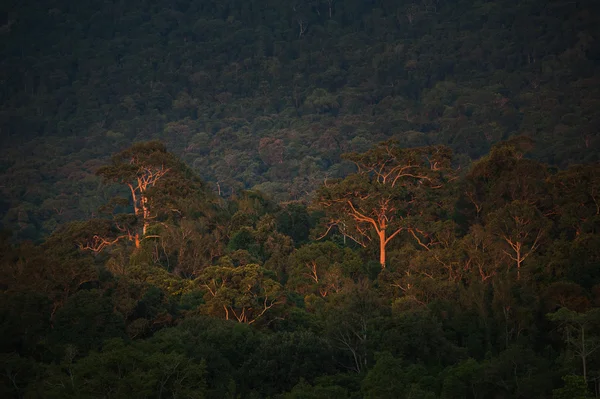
[142,196,149,235]
[378,230,386,268]
[516,245,521,280]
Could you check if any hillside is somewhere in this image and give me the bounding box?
[1,0,599,240]
[2,135,600,397]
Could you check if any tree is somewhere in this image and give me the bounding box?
[322,281,382,373]
[287,241,360,298]
[305,88,339,114]
[96,141,179,249]
[276,203,312,245]
[87,141,215,258]
[325,0,336,19]
[551,163,600,236]
[1,228,98,319]
[242,331,337,396]
[480,345,552,398]
[196,264,284,325]
[464,137,550,221]
[548,308,600,383]
[441,358,484,399]
[159,218,225,277]
[314,141,454,268]
[488,200,551,280]
[49,290,125,355]
[460,224,504,282]
[258,137,285,166]
[0,353,41,399]
[553,375,592,399]
[361,352,436,399]
[37,338,207,399]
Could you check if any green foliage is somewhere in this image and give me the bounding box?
[228,228,262,258]
[287,241,361,298]
[315,141,454,267]
[320,281,384,373]
[361,352,437,399]
[0,352,42,399]
[3,0,599,240]
[481,345,554,398]
[553,375,592,399]
[440,358,483,399]
[551,164,600,236]
[196,264,284,324]
[4,129,600,397]
[374,305,463,366]
[284,379,350,399]
[36,338,207,399]
[464,137,551,220]
[0,292,51,355]
[242,331,337,396]
[277,203,312,245]
[548,308,600,382]
[49,290,125,356]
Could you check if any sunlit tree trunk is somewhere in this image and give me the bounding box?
[379,230,386,267]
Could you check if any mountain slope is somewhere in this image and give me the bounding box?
[1,0,599,239]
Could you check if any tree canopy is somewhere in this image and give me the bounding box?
[1,0,600,396]
[1,138,600,397]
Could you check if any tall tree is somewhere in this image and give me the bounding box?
[96,141,178,247]
[548,308,600,383]
[488,201,551,280]
[196,264,284,325]
[287,241,360,298]
[88,141,212,254]
[314,141,454,268]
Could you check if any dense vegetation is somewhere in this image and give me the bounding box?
[1,0,600,397]
[2,138,600,398]
[1,0,599,240]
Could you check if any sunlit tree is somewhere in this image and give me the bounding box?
[314,141,454,268]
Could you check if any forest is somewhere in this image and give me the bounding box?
[1,0,600,398]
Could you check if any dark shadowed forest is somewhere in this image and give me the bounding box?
[1,0,600,398]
